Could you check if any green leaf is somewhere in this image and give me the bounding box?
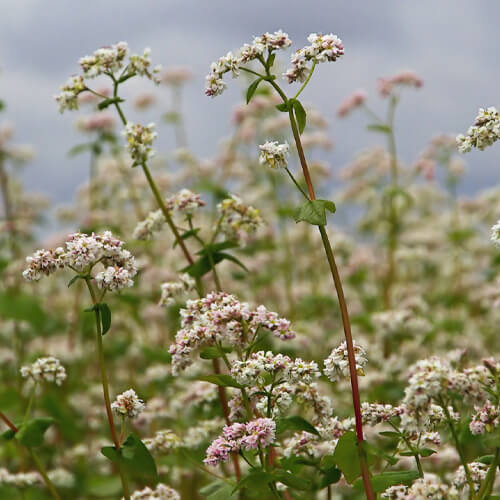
[273,469,312,490]
[98,303,111,335]
[1,429,16,441]
[319,455,336,472]
[232,470,274,494]
[0,100,5,112]
[173,228,200,248]
[101,433,158,481]
[97,97,125,110]
[319,467,341,488]
[67,275,84,288]
[217,252,248,272]
[197,241,240,255]
[367,123,392,134]
[86,476,123,497]
[292,99,307,134]
[246,78,263,104]
[163,111,180,123]
[16,417,54,448]
[332,431,360,484]
[276,103,289,112]
[354,470,420,493]
[379,431,401,439]
[181,254,225,278]
[68,143,91,157]
[199,346,232,360]
[276,416,320,436]
[294,199,336,226]
[417,448,436,458]
[200,479,237,499]
[197,374,243,389]
[477,454,494,465]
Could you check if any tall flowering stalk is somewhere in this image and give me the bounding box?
[204,31,375,498]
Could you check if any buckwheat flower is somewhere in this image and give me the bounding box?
[217,195,263,243]
[457,107,500,153]
[76,112,115,133]
[111,389,145,419]
[337,89,367,117]
[55,75,86,113]
[133,209,166,240]
[361,402,404,426]
[128,483,180,500]
[159,273,196,306]
[382,475,458,499]
[284,33,344,84]
[128,47,162,84]
[377,70,423,97]
[490,220,500,248]
[453,462,487,492]
[144,430,181,454]
[22,247,66,281]
[123,122,157,165]
[79,41,129,78]
[469,400,500,435]
[204,436,236,466]
[0,469,41,488]
[95,266,134,291]
[240,418,276,450]
[324,340,367,382]
[47,468,75,489]
[167,188,205,215]
[160,66,193,86]
[205,74,227,98]
[20,357,66,386]
[255,30,292,50]
[259,141,289,169]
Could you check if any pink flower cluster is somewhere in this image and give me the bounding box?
[377,70,423,97]
[337,90,367,117]
[469,400,500,435]
[204,418,276,466]
[169,292,295,374]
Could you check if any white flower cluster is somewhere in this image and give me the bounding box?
[0,468,41,488]
[382,475,458,499]
[128,483,180,500]
[469,400,499,435]
[284,33,344,84]
[168,292,295,374]
[490,220,500,248]
[133,209,165,240]
[20,356,67,386]
[377,70,423,97]
[79,41,129,78]
[457,107,500,153]
[361,402,404,426]
[205,30,292,97]
[23,231,137,292]
[402,357,490,414]
[217,195,263,243]
[323,340,367,382]
[123,122,157,165]
[76,112,115,133]
[56,42,161,112]
[144,429,180,454]
[231,350,320,386]
[133,189,205,240]
[55,75,86,113]
[159,273,196,306]
[453,462,488,492]
[111,389,145,419]
[259,141,289,169]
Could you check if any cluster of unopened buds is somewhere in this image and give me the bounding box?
[469,400,500,435]
[259,141,289,169]
[217,195,263,243]
[20,357,67,386]
[168,292,295,374]
[377,70,423,97]
[231,350,320,386]
[22,231,137,292]
[111,388,145,419]
[457,107,500,153]
[56,42,161,113]
[323,340,367,382]
[204,418,276,466]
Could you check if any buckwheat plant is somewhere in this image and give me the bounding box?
[22,231,139,498]
[204,30,377,497]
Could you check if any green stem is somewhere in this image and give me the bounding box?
[30,450,62,500]
[293,59,317,100]
[84,278,131,500]
[284,167,309,200]
[477,447,500,499]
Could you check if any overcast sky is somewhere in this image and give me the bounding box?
[0,0,499,209]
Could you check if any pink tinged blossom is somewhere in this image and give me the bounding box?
[377,70,423,97]
[337,90,367,117]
